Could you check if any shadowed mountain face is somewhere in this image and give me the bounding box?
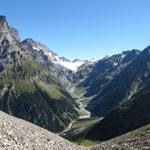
[84,47,150,141]
[77,49,141,116]
[86,89,150,141]
[79,50,140,96]
[87,47,150,117]
[0,16,79,133]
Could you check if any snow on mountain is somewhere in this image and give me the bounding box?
[53,59,86,72]
[53,58,97,72]
[22,38,94,72]
[35,46,90,71]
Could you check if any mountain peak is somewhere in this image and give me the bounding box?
[0,15,20,50]
[0,15,7,23]
[0,15,8,32]
[22,38,39,46]
[23,38,34,42]
[143,45,150,53]
[22,38,50,52]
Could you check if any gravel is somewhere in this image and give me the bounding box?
[0,111,87,150]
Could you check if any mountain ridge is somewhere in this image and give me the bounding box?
[21,38,95,72]
[0,15,79,133]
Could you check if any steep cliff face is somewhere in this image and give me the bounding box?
[0,16,79,133]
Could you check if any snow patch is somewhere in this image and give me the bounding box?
[113,62,118,66]
[121,53,127,59]
[33,47,40,51]
[32,45,93,71]
[53,61,85,72]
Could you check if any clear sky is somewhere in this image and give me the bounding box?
[1,0,150,60]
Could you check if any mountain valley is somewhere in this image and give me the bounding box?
[0,15,150,150]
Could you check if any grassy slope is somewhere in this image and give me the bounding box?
[0,59,78,132]
[0,59,66,99]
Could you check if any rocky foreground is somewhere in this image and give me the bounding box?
[91,124,150,150]
[0,111,86,150]
[0,110,150,150]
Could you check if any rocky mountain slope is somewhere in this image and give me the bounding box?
[86,88,150,141]
[69,46,150,145]
[21,38,77,86]
[91,124,150,150]
[75,46,150,143]
[21,38,93,72]
[79,50,140,97]
[0,110,149,150]
[0,15,79,133]
[87,46,150,117]
[78,50,141,116]
[0,111,86,150]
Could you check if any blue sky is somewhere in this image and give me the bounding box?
[1,0,150,60]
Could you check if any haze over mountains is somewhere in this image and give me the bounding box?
[0,16,150,150]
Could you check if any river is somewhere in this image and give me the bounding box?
[61,85,95,134]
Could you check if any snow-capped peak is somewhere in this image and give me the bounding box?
[22,38,95,72]
[31,46,87,71]
[32,44,86,71]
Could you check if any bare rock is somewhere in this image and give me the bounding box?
[0,111,87,150]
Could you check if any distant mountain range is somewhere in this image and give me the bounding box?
[22,38,94,72]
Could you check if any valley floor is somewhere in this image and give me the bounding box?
[61,85,150,150]
[61,85,101,146]
[61,85,94,134]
